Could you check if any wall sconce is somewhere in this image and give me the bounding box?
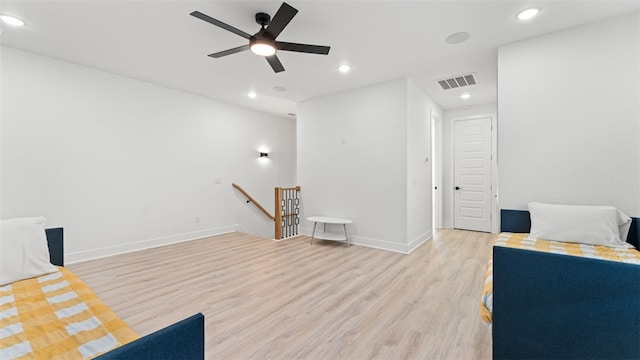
[259,152,269,158]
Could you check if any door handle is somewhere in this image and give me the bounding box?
[455,186,461,190]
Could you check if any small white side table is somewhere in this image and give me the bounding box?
[307,216,353,246]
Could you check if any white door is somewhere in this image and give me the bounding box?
[431,113,443,229]
[454,117,492,232]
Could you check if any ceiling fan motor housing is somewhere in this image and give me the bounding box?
[250,36,275,48]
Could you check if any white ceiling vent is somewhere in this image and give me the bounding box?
[436,73,477,90]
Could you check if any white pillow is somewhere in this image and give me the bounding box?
[528,202,633,249]
[617,210,632,242]
[0,217,58,286]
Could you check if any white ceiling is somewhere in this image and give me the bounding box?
[1,1,638,118]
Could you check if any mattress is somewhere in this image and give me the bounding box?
[1,267,138,359]
[480,232,640,327]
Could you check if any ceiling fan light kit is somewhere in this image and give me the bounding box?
[191,2,331,73]
[250,39,276,56]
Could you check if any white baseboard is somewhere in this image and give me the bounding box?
[350,234,410,254]
[66,224,239,264]
[68,224,432,264]
[235,224,251,235]
[407,230,432,253]
[271,235,304,242]
[299,227,430,254]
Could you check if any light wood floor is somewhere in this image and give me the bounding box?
[69,229,494,359]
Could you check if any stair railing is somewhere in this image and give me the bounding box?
[232,183,301,239]
[232,183,275,220]
[275,186,301,239]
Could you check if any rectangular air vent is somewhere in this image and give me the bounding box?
[436,73,477,90]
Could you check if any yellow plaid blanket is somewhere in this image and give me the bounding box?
[0,267,138,359]
[480,233,640,326]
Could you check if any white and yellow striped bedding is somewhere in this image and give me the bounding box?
[0,267,138,359]
[480,233,640,326]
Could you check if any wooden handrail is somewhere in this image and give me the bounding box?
[232,183,275,221]
[280,186,301,191]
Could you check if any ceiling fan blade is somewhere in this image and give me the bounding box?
[190,11,251,40]
[266,55,285,73]
[265,2,298,39]
[276,41,330,55]
[208,45,250,58]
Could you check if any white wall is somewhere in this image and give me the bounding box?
[406,80,438,250]
[498,12,639,217]
[298,77,440,253]
[442,103,497,229]
[0,47,296,262]
[297,78,408,251]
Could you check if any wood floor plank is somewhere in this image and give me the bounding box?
[69,229,494,359]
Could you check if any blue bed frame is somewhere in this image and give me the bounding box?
[494,210,640,359]
[44,228,205,360]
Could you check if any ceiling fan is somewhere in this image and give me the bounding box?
[191,2,331,73]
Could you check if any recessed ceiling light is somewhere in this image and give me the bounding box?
[338,64,351,73]
[0,14,25,27]
[247,91,257,99]
[445,32,470,45]
[460,93,471,100]
[273,86,287,92]
[287,113,296,117]
[516,7,541,21]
